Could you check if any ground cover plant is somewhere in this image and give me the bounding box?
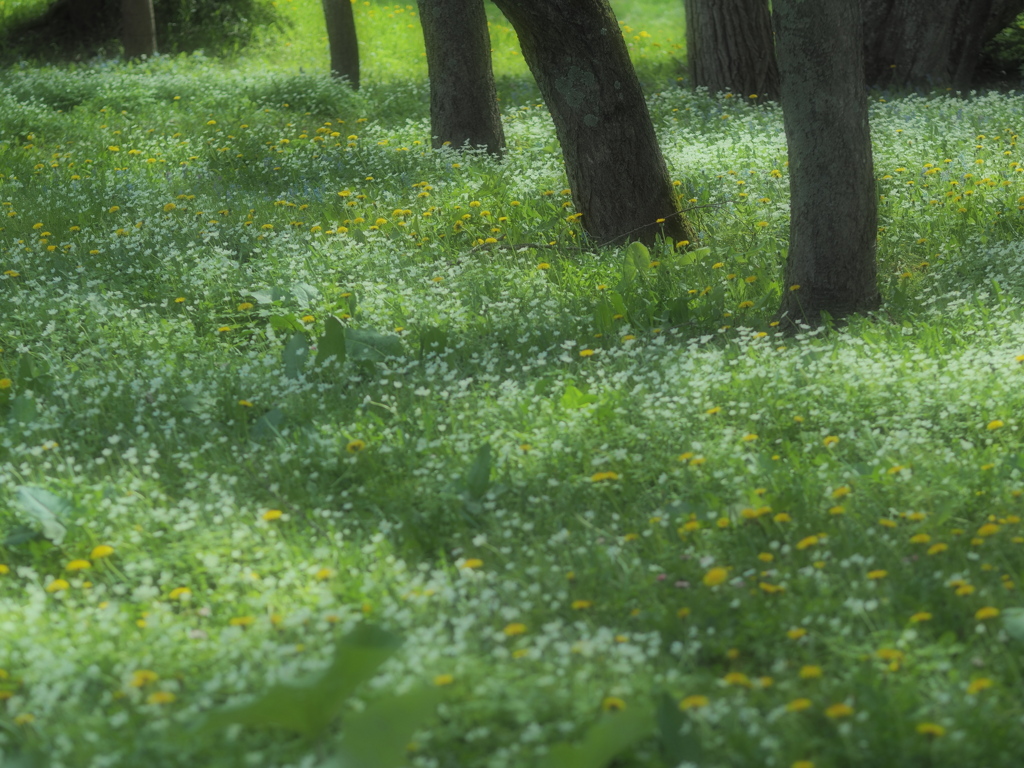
[2,2,1024,767]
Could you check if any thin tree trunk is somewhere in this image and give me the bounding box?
[322,0,359,89]
[773,0,879,325]
[121,0,155,59]
[863,0,1024,89]
[684,0,779,100]
[418,0,505,156]
[490,0,693,247]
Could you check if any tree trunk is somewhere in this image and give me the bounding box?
[417,0,505,156]
[863,0,1024,89]
[773,0,879,325]
[684,0,779,100]
[489,0,694,247]
[121,0,156,59]
[322,0,360,89]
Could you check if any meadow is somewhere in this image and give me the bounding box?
[2,1,1024,767]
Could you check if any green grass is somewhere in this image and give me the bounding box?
[2,3,1024,768]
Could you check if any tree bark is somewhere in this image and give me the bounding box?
[863,0,1024,90]
[322,0,360,89]
[121,0,156,59]
[684,0,779,101]
[773,0,879,325]
[417,0,505,156]
[489,0,693,247]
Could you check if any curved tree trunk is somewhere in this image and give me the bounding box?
[773,0,879,326]
[121,0,155,59]
[863,0,1024,90]
[417,0,505,156]
[684,0,779,100]
[489,0,693,247]
[322,0,359,89]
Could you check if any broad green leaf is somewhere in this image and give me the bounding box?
[269,314,306,334]
[1003,607,1024,641]
[330,687,440,768]
[561,385,599,410]
[283,332,310,380]
[655,692,702,765]
[593,298,614,335]
[465,442,492,501]
[251,408,286,441]
[199,624,402,739]
[15,486,71,546]
[539,708,653,768]
[346,327,404,363]
[10,394,37,424]
[316,316,348,368]
[625,241,651,277]
[249,282,320,306]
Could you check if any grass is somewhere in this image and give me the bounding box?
[1,2,1024,767]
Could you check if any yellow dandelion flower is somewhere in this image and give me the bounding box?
[147,691,176,705]
[433,673,455,686]
[678,694,709,710]
[590,471,619,482]
[967,678,993,695]
[916,722,945,737]
[503,622,527,636]
[601,696,626,711]
[909,611,933,624]
[723,672,750,687]
[799,665,823,679]
[741,433,758,442]
[987,420,1004,430]
[461,558,483,569]
[314,568,333,581]
[130,669,159,687]
[787,628,807,640]
[571,600,592,610]
[229,615,255,627]
[346,439,366,453]
[168,587,191,600]
[867,570,888,580]
[977,523,1000,537]
[579,348,595,357]
[927,543,948,555]
[832,485,851,499]
[65,559,91,572]
[46,579,70,593]
[262,509,283,521]
[825,702,853,719]
[703,567,729,587]
[823,436,839,447]
[786,698,812,712]
[796,535,819,550]
[975,606,1000,620]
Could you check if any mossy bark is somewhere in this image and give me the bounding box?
[684,0,779,101]
[418,0,505,156]
[121,0,156,59]
[490,0,694,247]
[322,0,360,90]
[863,0,1024,90]
[773,0,879,326]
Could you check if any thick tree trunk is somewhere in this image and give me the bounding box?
[684,0,779,100]
[121,0,156,59]
[490,0,694,247]
[773,0,879,325]
[863,0,1024,89]
[322,0,360,89]
[417,0,505,156]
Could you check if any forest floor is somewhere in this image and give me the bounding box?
[2,2,1024,767]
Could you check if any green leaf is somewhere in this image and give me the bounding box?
[465,442,492,501]
[283,332,310,380]
[251,408,286,441]
[10,394,37,424]
[655,692,702,765]
[199,624,402,739]
[316,316,348,369]
[593,298,614,335]
[625,241,651,277]
[540,708,653,768]
[561,385,599,410]
[14,486,71,546]
[330,687,440,768]
[1003,607,1024,641]
[418,326,448,359]
[346,327,404,363]
[249,282,320,306]
[269,314,306,334]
